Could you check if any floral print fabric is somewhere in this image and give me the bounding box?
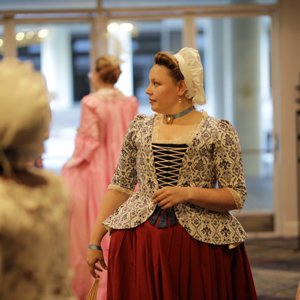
[104,111,248,245]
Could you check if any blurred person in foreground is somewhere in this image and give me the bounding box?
[0,58,74,300]
[61,55,138,300]
[87,47,257,300]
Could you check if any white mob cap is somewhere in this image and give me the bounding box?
[174,47,206,105]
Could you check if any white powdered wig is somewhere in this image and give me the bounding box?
[0,58,51,175]
[174,47,206,105]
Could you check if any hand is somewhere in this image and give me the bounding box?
[86,248,107,278]
[152,186,190,209]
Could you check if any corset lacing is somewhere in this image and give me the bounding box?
[149,143,188,228]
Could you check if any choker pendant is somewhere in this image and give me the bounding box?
[165,115,174,124]
[164,106,195,125]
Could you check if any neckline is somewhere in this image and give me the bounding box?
[150,110,208,189]
[152,110,208,144]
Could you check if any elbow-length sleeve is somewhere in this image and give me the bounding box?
[107,115,141,195]
[69,96,101,166]
[214,120,247,209]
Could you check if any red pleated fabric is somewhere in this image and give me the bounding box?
[107,221,257,300]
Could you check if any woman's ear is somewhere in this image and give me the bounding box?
[177,80,187,97]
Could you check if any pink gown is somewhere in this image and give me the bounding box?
[61,88,138,300]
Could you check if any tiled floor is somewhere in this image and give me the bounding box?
[246,237,300,300]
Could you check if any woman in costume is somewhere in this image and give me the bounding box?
[87,48,257,300]
[61,55,138,300]
[0,58,73,300]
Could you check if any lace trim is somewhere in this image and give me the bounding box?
[152,110,208,144]
[226,187,243,210]
[107,184,133,195]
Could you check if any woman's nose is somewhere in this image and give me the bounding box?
[145,85,151,95]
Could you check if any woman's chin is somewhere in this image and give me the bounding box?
[150,103,158,112]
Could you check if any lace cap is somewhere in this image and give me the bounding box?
[174,47,206,105]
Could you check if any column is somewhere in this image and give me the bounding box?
[230,18,262,176]
[40,25,73,109]
[3,16,17,58]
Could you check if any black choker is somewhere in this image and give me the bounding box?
[164,106,195,124]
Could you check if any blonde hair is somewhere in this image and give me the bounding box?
[94,55,122,84]
[0,58,51,176]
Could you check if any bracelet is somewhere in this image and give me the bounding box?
[88,244,102,251]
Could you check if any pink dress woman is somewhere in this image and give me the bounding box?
[61,88,138,300]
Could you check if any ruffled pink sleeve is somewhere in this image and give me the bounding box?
[68,95,101,166]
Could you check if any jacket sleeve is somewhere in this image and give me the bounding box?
[107,115,143,194]
[213,120,247,209]
[67,96,101,166]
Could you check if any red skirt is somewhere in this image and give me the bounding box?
[107,221,257,300]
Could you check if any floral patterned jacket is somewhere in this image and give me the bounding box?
[104,111,248,245]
